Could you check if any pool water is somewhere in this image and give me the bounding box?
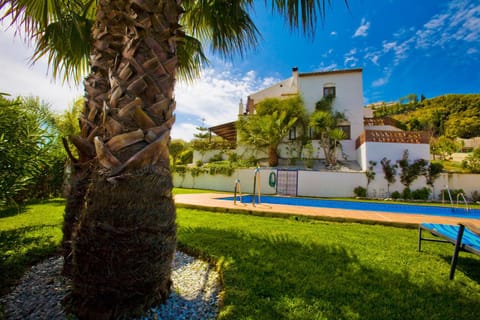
[220,195,480,219]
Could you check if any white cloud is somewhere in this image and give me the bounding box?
[362,1,480,78]
[173,62,281,140]
[467,47,478,54]
[415,1,480,49]
[0,23,82,113]
[372,68,392,88]
[343,48,358,67]
[353,18,370,37]
[330,31,337,36]
[0,21,278,142]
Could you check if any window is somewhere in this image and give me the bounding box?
[337,125,351,140]
[323,86,336,98]
[289,127,296,140]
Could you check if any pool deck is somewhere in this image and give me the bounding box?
[175,193,480,228]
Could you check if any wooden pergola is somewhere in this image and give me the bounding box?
[208,121,237,142]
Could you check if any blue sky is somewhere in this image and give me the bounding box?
[1,0,479,141]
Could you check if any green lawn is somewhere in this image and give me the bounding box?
[1,197,480,319]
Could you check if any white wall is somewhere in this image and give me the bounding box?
[365,142,430,170]
[297,171,365,197]
[357,143,367,171]
[173,168,277,194]
[192,150,227,163]
[173,169,480,200]
[249,77,297,103]
[298,70,364,161]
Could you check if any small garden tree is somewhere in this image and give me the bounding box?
[365,160,377,197]
[309,111,346,167]
[191,121,211,162]
[424,162,443,200]
[463,148,480,173]
[169,139,186,167]
[397,150,428,198]
[430,135,459,160]
[381,157,397,197]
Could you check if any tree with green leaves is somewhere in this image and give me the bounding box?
[430,135,459,160]
[365,160,377,197]
[424,162,443,200]
[237,96,307,167]
[1,0,348,317]
[381,157,397,197]
[463,148,480,173]
[0,94,64,206]
[169,139,186,167]
[309,110,346,167]
[397,150,427,199]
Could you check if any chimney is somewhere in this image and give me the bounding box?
[292,67,299,89]
[238,99,244,115]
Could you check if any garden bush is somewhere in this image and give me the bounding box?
[390,191,401,200]
[353,186,367,198]
[402,187,412,200]
[411,187,431,200]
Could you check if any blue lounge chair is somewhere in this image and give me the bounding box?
[418,223,480,280]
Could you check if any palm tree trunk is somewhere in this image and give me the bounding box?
[66,0,182,318]
[268,145,279,167]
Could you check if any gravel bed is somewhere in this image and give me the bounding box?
[1,251,221,320]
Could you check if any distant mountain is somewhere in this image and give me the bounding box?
[372,94,480,138]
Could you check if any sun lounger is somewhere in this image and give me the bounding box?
[418,222,480,279]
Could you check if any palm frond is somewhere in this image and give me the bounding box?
[269,0,348,37]
[177,34,210,83]
[182,0,260,58]
[31,10,92,83]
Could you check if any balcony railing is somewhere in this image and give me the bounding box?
[355,130,431,149]
[363,117,400,127]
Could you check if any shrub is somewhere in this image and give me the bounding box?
[411,187,431,200]
[228,152,239,163]
[179,149,193,164]
[206,161,235,176]
[463,148,480,173]
[209,153,224,162]
[402,187,412,200]
[390,191,401,200]
[353,186,367,198]
[471,191,480,203]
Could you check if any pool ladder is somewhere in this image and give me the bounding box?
[233,179,242,205]
[443,186,470,213]
[456,193,470,212]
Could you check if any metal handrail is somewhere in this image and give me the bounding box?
[456,193,470,212]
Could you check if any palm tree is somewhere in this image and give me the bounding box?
[309,110,346,167]
[237,96,306,166]
[238,109,298,166]
[1,0,347,318]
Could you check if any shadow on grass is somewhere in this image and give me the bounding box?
[179,227,480,320]
[438,254,480,283]
[0,225,60,296]
[0,206,26,219]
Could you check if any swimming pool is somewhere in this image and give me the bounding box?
[220,195,480,219]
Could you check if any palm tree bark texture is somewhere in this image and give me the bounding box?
[65,0,181,318]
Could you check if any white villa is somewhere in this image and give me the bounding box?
[207,67,431,171]
[176,68,478,198]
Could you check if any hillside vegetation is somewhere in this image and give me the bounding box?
[373,94,480,138]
